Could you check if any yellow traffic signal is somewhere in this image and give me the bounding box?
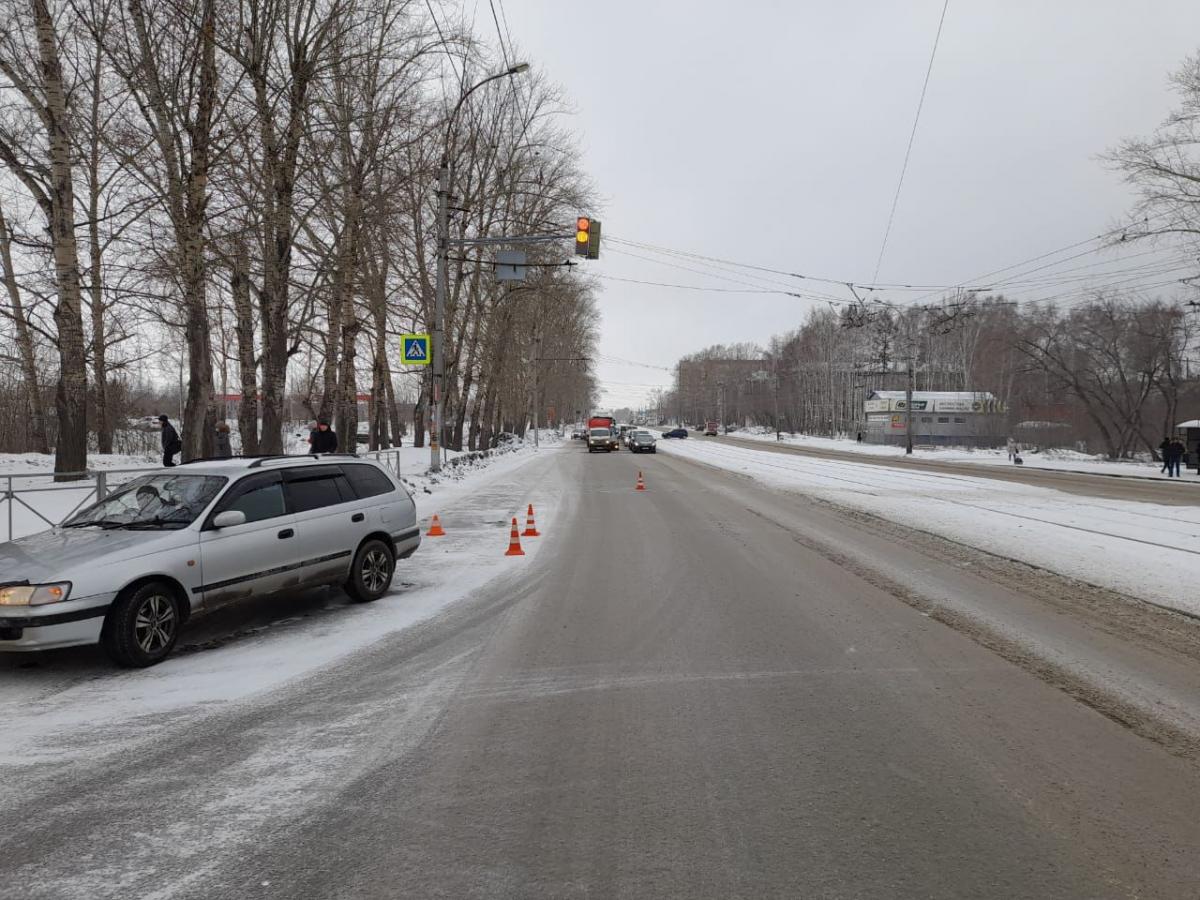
[575,217,591,256]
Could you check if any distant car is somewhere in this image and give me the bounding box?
[572,428,586,440]
[587,428,619,452]
[0,456,420,667]
[662,428,688,439]
[704,421,719,436]
[629,431,657,453]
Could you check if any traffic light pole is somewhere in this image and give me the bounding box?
[431,164,449,472]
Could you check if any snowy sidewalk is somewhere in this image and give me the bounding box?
[725,430,1196,482]
[0,444,570,766]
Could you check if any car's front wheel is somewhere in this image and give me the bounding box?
[101,581,182,668]
[346,538,395,602]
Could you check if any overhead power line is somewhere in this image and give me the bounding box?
[872,0,951,282]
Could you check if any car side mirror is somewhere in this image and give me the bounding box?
[212,510,247,529]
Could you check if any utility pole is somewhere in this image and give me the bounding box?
[773,364,782,442]
[430,63,529,473]
[430,165,449,471]
[532,317,541,450]
[717,379,725,429]
[905,357,915,455]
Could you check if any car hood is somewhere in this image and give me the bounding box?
[0,528,192,584]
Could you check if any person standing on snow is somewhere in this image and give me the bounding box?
[214,422,233,458]
[159,415,182,467]
[310,419,338,454]
[1160,437,1173,474]
[1167,436,1185,478]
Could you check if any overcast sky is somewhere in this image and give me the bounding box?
[500,1,1200,411]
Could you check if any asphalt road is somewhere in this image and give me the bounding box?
[4,444,1200,899]
[715,433,1200,506]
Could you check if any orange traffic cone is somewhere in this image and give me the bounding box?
[522,503,540,537]
[505,517,525,556]
[636,471,646,491]
[426,514,446,537]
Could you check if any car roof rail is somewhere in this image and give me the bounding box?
[179,455,275,466]
[247,452,360,469]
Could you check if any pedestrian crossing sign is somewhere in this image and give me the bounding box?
[401,333,431,366]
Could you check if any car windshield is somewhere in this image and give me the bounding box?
[63,473,226,530]
[590,429,610,437]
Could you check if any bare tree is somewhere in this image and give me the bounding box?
[0,0,90,474]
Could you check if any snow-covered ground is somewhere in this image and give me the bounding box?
[726,428,1183,480]
[0,433,563,542]
[658,438,1200,619]
[0,441,568,766]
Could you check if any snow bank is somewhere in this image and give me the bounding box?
[659,439,1200,618]
[726,429,1174,479]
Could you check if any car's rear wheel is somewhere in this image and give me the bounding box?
[346,538,395,602]
[101,581,181,668]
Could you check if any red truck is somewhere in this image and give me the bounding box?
[586,415,619,452]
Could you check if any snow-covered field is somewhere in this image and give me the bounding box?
[727,428,1183,480]
[658,438,1200,619]
[0,441,568,765]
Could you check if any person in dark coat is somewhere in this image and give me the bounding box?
[159,415,182,467]
[310,419,338,454]
[1160,437,1173,474]
[214,422,233,458]
[1167,437,1185,478]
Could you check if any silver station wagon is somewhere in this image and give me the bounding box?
[0,455,420,667]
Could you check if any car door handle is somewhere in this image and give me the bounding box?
[351,513,365,523]
[278,528,294,539]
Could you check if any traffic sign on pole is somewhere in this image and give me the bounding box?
[401,333,431,365]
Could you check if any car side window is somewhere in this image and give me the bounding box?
[285,467,355,513]
[208,473,286,527]
[342,464,396,499]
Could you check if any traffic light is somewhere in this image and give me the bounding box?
[575,216,601,259]
[575,217,590,256]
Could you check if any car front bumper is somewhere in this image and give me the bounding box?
[0,593,115,651]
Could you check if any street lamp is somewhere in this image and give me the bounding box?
[430,63,530,472]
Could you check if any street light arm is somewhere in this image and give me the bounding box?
[442,63,530,166]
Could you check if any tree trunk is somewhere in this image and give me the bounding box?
[31,0,88,477]
[232,242,260,455]
[0,202,50,455]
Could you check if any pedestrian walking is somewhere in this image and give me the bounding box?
[1167,436,1185,478]
[1160,437,1172,474]
[310,419,338,454]
[1006,437,1016,462]
[214,421,233,458]
[158,415,182,467]
[856,431,863,443]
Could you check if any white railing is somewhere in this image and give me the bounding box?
[0,466,160,543]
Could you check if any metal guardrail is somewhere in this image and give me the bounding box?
[0,449,406,543]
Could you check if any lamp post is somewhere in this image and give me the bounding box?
[430,63,529,472]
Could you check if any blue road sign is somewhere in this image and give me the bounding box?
[401,333,431,366]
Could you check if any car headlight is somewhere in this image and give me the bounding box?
[0,582,72,607]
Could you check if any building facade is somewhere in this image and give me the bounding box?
[862,390,1007,448]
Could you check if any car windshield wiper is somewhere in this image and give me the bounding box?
[61,518,129,530]
[123,512,191,529]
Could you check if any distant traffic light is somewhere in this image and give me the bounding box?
[575,216,601,259]
[575,217,591,257]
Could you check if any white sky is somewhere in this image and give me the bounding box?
[499,1,1200,409]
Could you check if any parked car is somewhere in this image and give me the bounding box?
[662,428,688,439]
[0,456,420,667]
[587,428,619,452]
[629,431,657,453]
